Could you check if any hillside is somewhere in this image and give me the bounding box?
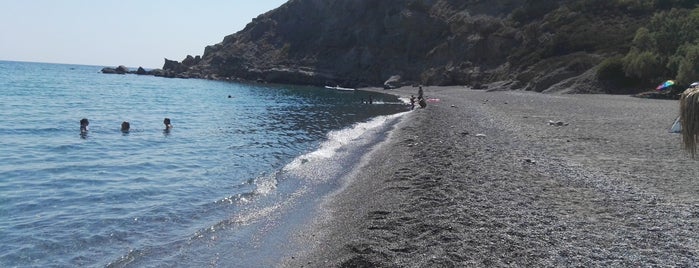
[158,0,699,94]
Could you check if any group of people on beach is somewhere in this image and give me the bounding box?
[80,118,173,134]
[409,86,427,110]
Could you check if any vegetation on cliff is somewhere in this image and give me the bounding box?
[165,0,699,94]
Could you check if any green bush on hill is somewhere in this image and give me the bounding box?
[597,56,638,88]
[622,50,663,81]
[616,6,699,86]
[675,44,699,84]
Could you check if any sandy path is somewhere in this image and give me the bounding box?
[281,87,699,267]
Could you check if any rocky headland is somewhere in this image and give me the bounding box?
[105,0,699,96]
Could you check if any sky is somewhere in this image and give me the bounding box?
[0,0,288,68]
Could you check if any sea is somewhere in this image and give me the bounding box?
[0,61,409,267]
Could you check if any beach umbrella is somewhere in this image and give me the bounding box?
[656,80,675,91]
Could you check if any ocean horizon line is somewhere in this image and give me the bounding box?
[0,59,160,70]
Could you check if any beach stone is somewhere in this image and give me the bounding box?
[548,120,569,126]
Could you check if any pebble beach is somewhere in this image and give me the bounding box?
[281,86,699,267]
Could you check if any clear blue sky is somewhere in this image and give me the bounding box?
[0,0,288,68]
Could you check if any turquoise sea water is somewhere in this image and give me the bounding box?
[0,61,408,267]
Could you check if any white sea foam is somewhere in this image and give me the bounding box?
[230,204,280,226]
[369,101,406,105]
[283,112,408,179]
[253,172,278,196]
[227,186,309,226]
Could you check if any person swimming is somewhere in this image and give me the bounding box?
[163,118,173,130]
[121,121,130,132]
[80,118,89,133]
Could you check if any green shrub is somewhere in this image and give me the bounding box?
[597,56,625,80]
[676,44,699,84]
[622,49,663,79]
[597,56,639,87]
[631,27,653,51]
[511,0,559,23]
[617,7,699,84]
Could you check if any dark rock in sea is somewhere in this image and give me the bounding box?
[101,65,129,75]
[163,58,188,74]
[136,67,148,75]
[115,65,129,74]
[101,67,118,74]
[149,69,165,77]
[160,55,204,77]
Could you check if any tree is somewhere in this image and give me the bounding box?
[622,49,662,79]
[676,44,699,84]
[631,27,654,51]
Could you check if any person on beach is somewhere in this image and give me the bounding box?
[80,118,89,133]
[163,118,173,130]
[120,121,130,132]
[410,95,416,110]
[419,97,427,108]
[418,86,424,100]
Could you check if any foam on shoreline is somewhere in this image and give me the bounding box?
[282,111,409,182]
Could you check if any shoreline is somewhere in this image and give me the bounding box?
[280,86,699,266]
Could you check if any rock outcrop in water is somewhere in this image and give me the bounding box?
[146,0,699,93]
[101,65,130,75]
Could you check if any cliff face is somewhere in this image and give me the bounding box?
[167,0,656,93]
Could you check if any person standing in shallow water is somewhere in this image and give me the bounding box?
[410,95,416,110]
[163,118,173,130]
[418,86,424,100]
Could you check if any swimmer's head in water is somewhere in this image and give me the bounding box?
[121,121,130,132]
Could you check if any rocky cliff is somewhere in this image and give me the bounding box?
[161,0,694,93]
